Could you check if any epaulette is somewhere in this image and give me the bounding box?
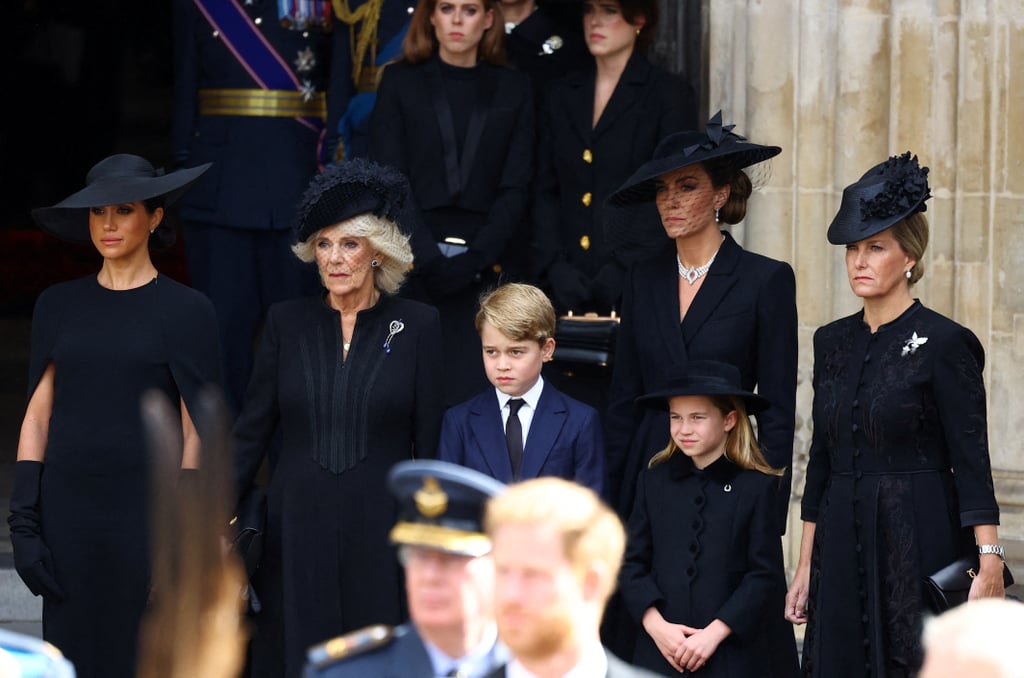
[306,624,395,670]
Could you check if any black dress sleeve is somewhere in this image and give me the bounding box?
[27,285,62,400]
[163,288,224,429]
[411,304,444,459]
[232,303,283,496]
[801,327,830,523]
[619,470,665,621]
[931,324,999,527]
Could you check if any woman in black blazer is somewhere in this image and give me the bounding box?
[369,0,534,406]
[604,113,797,528]
[533,0,697,315]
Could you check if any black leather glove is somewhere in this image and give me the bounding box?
[547,261,592,313]
[426,251,486,297]
[8,461,64,602]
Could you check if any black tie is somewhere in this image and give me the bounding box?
[506,398,525,479]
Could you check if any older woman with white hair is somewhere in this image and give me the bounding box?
[232,159,444,678]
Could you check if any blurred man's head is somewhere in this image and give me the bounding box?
[484,478,625,662]
[920,598,1024,678]
[388,461,506,654]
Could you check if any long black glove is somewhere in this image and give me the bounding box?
[8,461,64,602]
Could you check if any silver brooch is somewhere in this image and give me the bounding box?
[540,35,563,55]
[901,332,928,357]
[383,320,405,354]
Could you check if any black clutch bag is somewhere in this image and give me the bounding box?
[553,311,621,367]
[923,555,1014,614]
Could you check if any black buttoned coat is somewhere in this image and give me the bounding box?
[605,233,798,528]
[620,454,799,678]
[532,49,697,312]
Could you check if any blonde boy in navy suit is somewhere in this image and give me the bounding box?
[438,283,605,494]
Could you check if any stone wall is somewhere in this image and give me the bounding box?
[703,1,1024,567]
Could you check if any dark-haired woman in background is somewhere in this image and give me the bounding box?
[370,0,534,406]
[533,0,697,317]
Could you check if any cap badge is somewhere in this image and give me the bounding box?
[414,477,448,518]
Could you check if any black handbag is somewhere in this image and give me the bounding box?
[923,555,1015,613]
[552,311,620,367]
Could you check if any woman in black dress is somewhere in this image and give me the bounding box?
[534,0,697,315]
[232,159,444,678]
[604,112,796,524]
[10,154,221,678]
[785,152,1005,677]
[369,0,534,406]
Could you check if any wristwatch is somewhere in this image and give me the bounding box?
[978,544,1005,561]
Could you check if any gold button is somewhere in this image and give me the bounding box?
[579,235,590,251]
[581,192,592,207]
[582,149,593,164]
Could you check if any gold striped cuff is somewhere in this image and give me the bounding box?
[198,88,326,119]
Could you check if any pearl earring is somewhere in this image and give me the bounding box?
[371,259,380,268]
[905,269,912,279]
[715,208,720,223]
[635,27,641,36]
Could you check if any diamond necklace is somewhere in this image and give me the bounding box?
[676,236,725,285]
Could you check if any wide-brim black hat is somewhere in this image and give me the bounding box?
[636,360,770,414]
[388,460,506,558]
[827,151,930,245]
[609,111,781,207]
[293,158,409,242]
[30,154,211,244]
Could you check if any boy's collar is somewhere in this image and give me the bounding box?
[495,376,545,411]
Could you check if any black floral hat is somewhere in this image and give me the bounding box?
[31,154,211,244]
[293,158,409,242]
[608,111,781,206]
[636,360,770,415]
[827,151,931,245]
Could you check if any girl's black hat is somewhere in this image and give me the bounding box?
[636,360,770,414]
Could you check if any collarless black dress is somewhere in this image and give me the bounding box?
[27,274,223,678]
[800,301,1000,677]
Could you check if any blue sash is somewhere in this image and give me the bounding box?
[192,0,324,133]
[337,22,409,159]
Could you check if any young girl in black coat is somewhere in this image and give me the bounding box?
[619,360,799,677]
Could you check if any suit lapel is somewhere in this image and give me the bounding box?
[518,386,566,480]
[680,231,742,346]
[563,70,594,148]
[592,51,650,138]
[648,249,690,363]
[469,393,515,482]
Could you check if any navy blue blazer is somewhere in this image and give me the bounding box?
[438,384,605,495]
[605,233,798,529]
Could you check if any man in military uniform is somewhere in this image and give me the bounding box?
[172,0,334,414]
[304,460,509,677]
[484,477,660,677]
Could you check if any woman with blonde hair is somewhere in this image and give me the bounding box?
[619,360,799,677]
[232,158,444,678]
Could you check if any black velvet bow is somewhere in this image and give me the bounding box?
[683,110,748,157]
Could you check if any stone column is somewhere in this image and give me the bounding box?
[705,1,1024,569]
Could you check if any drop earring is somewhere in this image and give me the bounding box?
[715,208,720,223]
[635,27,641,36]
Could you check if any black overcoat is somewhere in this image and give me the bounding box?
[799,302,1000,676]
[232,294,444,678]
[605,233,798,526]
[620,454,799,677]
[533,50,697,312]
